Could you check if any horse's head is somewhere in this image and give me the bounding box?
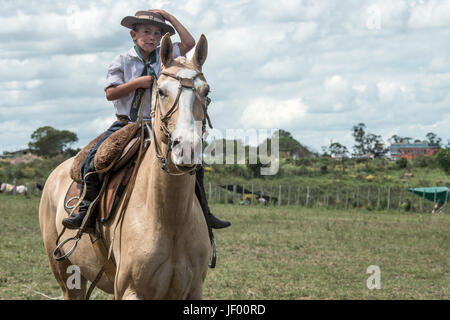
[153,33,211,171]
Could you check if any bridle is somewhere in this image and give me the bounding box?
[150,68,213,176]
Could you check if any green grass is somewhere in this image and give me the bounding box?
[0,194,449,300]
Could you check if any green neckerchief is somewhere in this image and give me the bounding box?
[130,43,157,122]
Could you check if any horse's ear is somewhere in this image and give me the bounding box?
[160,32,173,68]
[192,34,208,68]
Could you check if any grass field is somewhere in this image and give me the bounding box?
[0,193,449,300]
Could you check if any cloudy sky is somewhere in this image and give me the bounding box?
[1,0,449,155]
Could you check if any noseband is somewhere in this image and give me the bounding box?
[150,69,213,175]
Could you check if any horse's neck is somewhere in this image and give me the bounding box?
[139,138,196,226]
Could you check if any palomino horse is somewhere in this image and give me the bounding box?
[39,34,212,299]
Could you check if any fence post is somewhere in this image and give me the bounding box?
[306,186,311,206]
[445,190,449,214]
[233,185,237,205]
[356,187,360,208]
[387,187,392,210]
[251,184,254,205]
[345,190,349,209]
[13,178,17,195]
[377,188,381,209]
[316,187,320,207]
[326,186,330,207]
[217,184,221,203]
[278,185,282,207]
[225,184,228,204]
[421,190,425,213]
[209,183,212,201]
[367,187,371,208]
[336,187,341,209]
[287,185,291,206]
[296,186,301,206]
[269,185,273,205]
[433,188,437,212]
[410,187,415,212]
[398,188,403,211]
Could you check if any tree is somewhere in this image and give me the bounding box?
[352,123,366,157]
[364,133,388,158]
[328,142,349,173]
[28,126,78,158]
[425,132,442,147]
[351,123,388,158]
[436,148,450,174]
[402,137,413,144]
[278,130,313,158]
[388,134,402,144]
[388,134,412,144]
[328,142,349,158]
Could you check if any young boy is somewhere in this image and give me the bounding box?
[63,10,230,230]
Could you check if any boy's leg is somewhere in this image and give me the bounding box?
[63,121,126,230]
[196,166,230,229]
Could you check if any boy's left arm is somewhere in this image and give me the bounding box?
[148,9,195,56]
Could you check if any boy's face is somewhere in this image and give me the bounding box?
[131,24,163,54]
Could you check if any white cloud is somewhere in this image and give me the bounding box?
[290,22,318,43]
[376,81,409,103]
[408,0,450,29]
[240,98,308,128]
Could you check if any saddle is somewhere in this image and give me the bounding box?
[64,122,150,223]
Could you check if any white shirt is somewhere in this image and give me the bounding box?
[104,42,181,121]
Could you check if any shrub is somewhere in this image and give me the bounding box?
[396,157,408,169]
[436,148,450,174]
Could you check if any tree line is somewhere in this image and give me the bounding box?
[323,122,448,160]
[3,123,448,177]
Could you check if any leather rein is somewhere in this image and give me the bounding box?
[150,69,213,176]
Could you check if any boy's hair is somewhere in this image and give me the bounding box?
[132,23,163,34]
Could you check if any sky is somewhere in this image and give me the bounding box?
[1,0,450,155]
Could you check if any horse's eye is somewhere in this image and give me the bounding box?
[158,88,167,97]
[201,85,210,97]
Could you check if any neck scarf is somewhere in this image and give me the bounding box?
[130,44,157,122]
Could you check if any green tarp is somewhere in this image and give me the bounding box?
[408,187,449,204]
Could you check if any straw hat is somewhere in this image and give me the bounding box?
[121,11,175,36]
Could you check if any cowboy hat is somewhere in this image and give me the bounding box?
[121,11,175,36]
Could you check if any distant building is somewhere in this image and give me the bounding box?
[390,143,440,159]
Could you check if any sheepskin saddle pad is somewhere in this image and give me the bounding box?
[70,122,141,184]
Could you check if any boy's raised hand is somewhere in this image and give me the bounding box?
[147,9,172,21]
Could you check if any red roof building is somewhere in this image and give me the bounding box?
[390,143,440,159]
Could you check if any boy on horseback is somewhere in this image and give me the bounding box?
[62,9,230,231]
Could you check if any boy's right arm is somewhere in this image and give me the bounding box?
[106,76,154,101]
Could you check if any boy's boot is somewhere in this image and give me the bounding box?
[208,207,231,229]
[195,168,230,229]
[62,174,99,231]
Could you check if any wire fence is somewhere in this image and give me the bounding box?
[206,182,449,214]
